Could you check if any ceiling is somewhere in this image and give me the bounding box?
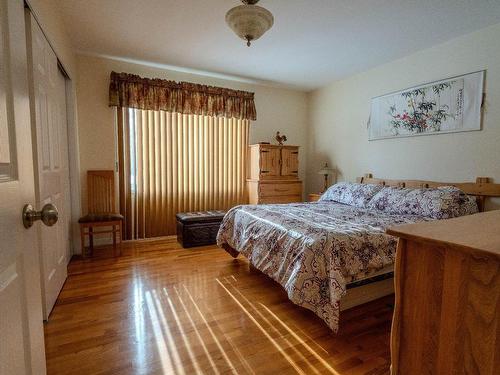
[57,0,500,90]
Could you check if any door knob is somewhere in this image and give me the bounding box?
[22,203,59,229]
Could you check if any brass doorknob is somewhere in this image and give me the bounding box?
[22,203,59,229]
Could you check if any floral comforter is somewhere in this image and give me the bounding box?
[216,201,430,332]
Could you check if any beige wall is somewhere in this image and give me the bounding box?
[76,54,308,211]
[307,23,500,208]
[27,0,76,77]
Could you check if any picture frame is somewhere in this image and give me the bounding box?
[368,70,485,140]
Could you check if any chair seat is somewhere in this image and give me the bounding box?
[78,213,124,223]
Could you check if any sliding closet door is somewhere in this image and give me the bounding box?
[26,12,71,320]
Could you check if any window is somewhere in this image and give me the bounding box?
[118,108,249,239]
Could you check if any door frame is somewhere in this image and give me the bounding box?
[24,1,82,257]
[63,68,82,257]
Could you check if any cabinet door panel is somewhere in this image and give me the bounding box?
[281,148,299,178]
[259,147,280,178]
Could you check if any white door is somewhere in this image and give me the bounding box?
[0,0,47,374]
[26,13,71,320]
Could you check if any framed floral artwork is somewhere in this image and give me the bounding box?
[368,70,484,140]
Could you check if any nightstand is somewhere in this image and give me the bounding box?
[308,193,322,202]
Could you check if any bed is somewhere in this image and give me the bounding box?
[217,174,494,332]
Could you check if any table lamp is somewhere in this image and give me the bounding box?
[318,162,335,193]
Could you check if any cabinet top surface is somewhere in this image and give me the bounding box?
[250,144,299,148]
[387,210,500,257]
[247,179,302,183]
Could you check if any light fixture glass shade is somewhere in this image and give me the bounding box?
[317,162,334,175]
[225,4,274,46]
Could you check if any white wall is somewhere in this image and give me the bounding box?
[307,22,500,209]
[76,54,308,211]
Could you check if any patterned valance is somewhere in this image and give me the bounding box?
[109,71,256,120]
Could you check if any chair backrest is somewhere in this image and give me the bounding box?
[87,170,115,214]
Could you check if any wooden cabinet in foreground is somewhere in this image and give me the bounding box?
[247,144,302,204]
[387,210,500,375]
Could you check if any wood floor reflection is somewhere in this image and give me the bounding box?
[44,238,392,375]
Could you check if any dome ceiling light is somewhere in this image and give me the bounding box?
[225,0,274,47]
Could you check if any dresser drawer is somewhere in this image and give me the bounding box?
[258,195,302,204]
[259,182,302,197]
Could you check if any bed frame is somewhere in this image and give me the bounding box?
[347,174,500,310]
[358,173,500,212]
[222,174,500,317]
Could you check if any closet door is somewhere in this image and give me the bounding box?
[26,13,71,320]
[281,147,299,178]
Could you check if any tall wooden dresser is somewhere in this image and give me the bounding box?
[387,210,500,375]
[247,144,303,204]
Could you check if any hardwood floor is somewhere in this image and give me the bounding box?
[44,238,393,375]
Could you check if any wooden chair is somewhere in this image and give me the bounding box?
[78,170,123,257]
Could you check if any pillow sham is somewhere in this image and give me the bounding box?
[367,185,477,219]
[319,182,384,207]
[458,195,479,216]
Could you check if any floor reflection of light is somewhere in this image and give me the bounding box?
[132,273,146,372]
[151,289,185,375]
[205,314,256,375]
[145,290,176,374]
[181,285,238,374]
[259,304,340,375]
[215,279,307,375]
[222,277,321,375]
[161,288,203,374]
[286,325,330,356]
[224,277,338,374]
[171,286,221,375]
[174,279,255,374]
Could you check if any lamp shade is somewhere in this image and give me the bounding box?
[317,162,334,175]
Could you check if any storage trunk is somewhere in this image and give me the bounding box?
[176,210,226,248]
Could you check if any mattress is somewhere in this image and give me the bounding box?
[217,201,429,331]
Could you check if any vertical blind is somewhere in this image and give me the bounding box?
[118,108,249,239]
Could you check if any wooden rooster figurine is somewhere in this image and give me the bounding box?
[275,131,287,145]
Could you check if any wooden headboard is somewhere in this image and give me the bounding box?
[357,173,500,212]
